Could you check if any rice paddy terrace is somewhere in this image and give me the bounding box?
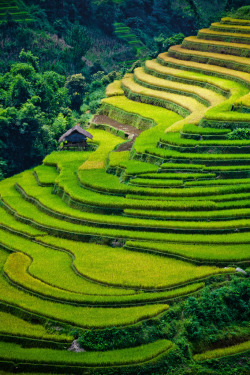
[0,12,250,375]
[0,0,32,23]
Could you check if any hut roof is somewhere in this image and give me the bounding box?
[58,125,93,143]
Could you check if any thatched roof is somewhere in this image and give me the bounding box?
[58,125,93,143]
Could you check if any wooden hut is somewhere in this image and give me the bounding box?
[58,125,93,150]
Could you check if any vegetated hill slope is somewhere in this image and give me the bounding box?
[0,0,32,23]
[0,8,249,375]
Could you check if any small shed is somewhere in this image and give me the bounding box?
[58,125,93,150]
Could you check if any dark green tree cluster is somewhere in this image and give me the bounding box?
[0,50,75,176]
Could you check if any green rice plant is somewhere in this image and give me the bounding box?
[133,67,224,107]
[134,172,215,180]
[0,312,73,342]
[186,178,250,187]
[210,22,250,34]
[0,248,169,328]
[0,228,134,296]
[78,129,123,170]
[35,236,234,290]
[105,80,124,97]
[193,340,250,362]
[234,92,250,110]
[197,28,250,44]
[222,17,250,25]
[160,131,250,147]
[33,165,59,186]
[145,146,250,163]
[124,207,250,221]
[146,59,232,97]
[0,339,173,367]
[156,54,250,88]
[101,95,182,133]
[43,150,91,169]
[121,75,206,116]
[182,124,230,135]
[3,240,205,304]
[160,162,205,170]
[168,44,250,73]
[182,36,250,57]
[0,206,44,237]
[3,253,205,305]
[129,178,183,187]
[205,165,250,171]
[108,151,130,168]
[125,240,250,262]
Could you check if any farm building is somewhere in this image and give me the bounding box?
[59,125,93,150]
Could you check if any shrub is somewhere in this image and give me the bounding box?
[227,128,250,140]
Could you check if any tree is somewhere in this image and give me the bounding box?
[65,74,86,110]
[19,49,39,71]
[95,0,116,34]
[65,23,92,72]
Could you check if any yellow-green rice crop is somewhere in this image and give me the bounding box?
[0,340,174,367]
[34,165,59,186]
[122,75,206,114]
[79,128,123,170]
[0,248,169,328]
[36,236,235,290]
[3,247,205,304]
[194,340,250,361]
[0,312,73,342]
[157,53,250,86]
[134,67,225,106]
[125,241,250,262]
[106,80,124,97]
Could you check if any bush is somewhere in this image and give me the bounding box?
[227,128,250,140]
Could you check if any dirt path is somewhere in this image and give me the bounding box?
[92,115,142,151]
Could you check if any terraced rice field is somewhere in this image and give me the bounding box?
[0,14,249,374]
[0,0,32,23]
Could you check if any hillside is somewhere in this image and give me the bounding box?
[0,6,249,375]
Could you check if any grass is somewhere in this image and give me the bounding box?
[125,241,250,262]
[0,340,173,367]
[193,340,250,362]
